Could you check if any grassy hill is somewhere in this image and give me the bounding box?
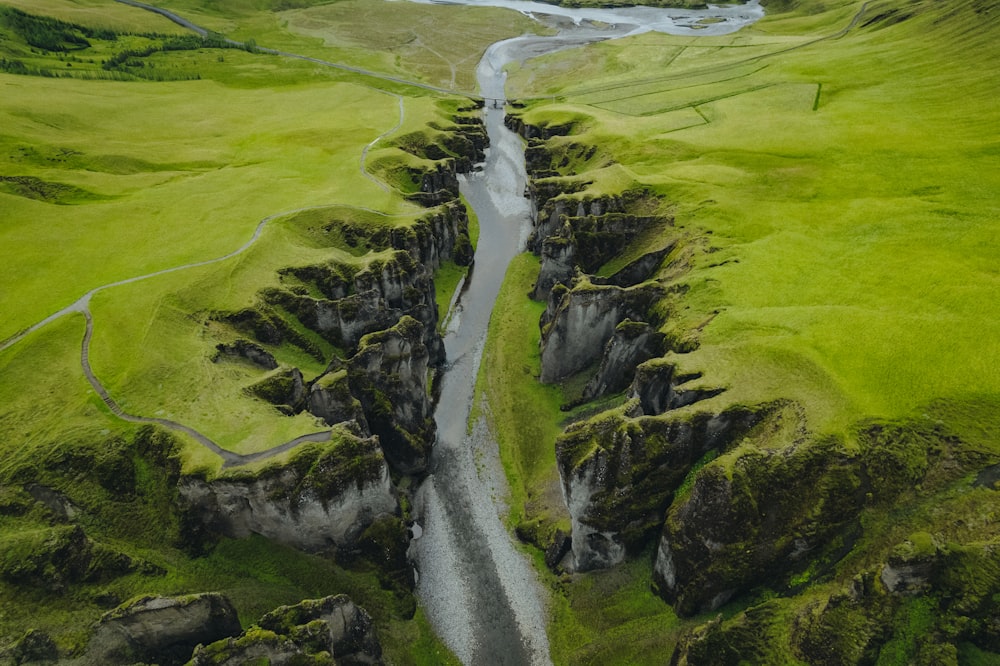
[486,0,1000,661]
[0,0,520,659]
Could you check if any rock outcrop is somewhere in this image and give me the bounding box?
[581,320,664,402]
[268,248,442,361]
[189,595,382,666]
[539,279,662,384]
[528,193,661,300]
[556,406,766,572]
[0,524,139,592]
[85,594,241,666]
[347,316,434,474]
[653,434,867,616]
[178,433,397,554]
[307,366,369,430]
[628,361,725,417]
[215,199,474,476]
[213,339,278,370]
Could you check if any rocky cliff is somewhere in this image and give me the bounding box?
[556,404,767,572]
[190,594,383,666]
[347,316,436,475]
[84,593,241,666]
[214,199,473,477]
[179,432,397,555]
[539,278,663,384]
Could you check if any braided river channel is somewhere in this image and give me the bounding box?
[405,1,763,663]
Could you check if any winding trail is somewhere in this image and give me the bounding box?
[0,1,466,466]
[361,96,405,193]
[1,204,415,467]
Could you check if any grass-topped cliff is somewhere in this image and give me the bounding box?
[0,0,526,660]
[486,0,1000,661]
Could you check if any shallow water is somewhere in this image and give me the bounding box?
[407,2,763,663]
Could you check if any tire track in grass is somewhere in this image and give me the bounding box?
[1,202,419,466]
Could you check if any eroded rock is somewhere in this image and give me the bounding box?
[348,316,435,475]
[653,434,866,616]
[190,595,382,666]
[178,433,397,554]
[86,593,241,666]
[556,406,765,572]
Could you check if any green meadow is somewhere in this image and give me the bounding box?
[1,0,998,660]
[483,0,1000,660]
[504,0,1000,441]
[0,0,522,655]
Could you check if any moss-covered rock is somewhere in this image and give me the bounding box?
[86,593,241,666]
[348,316,435,475]
[557,404,765,571]
[0,524,138,592]
[193,594,382,666]
[178,433,397,554]
[654,433,867,616]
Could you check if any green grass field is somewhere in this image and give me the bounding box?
[2,0,998,660]
[494,0,1000,660]
[0,0,519,655]
[507,0,1000,440]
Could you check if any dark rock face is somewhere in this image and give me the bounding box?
[268,249,441,362]
[260,595,382,664]
[591,245,673,289]
[539,281,663,384]
[348,316,434,475]
[307,367,369,431]
[629,362,725,417]
[1,629,58,665]
[213,339,278,370]
[214,198,473,476]
[653,435,867,616]
[191,595,382,666]
[556,406,766,572]
[86,593,241,666]
[178,435,397,554]
[528,193,661,300]
[581,320,664,402]
[0,525,137,592]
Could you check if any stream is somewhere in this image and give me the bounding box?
[406,1,764,664]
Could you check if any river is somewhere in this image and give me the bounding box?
[406,1,763,664]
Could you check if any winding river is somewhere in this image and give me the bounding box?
[407,2,763,663]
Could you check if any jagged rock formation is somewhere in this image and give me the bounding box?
[189,595,382,666]
[308,365,370,430]
[580,319,664,402]
[213,339,278,370]
[653,433,867,616]
[652,421,983,617]
[215,198,474,476]
[529,194,660,300]
[539,279,663,384]
[268,248,442,360]
[84,594,241,666]
[0,524,141,592]
[347,316,435,474]
[628,361,725,416]
[0,629,58,665]
[669,532,1000,665]
[178,433,397,554]
[556,405,766,572]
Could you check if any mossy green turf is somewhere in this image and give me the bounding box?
[506,0,1000,441]
[142,0,542,93]
[490,0,1000,661]
[0,0,519,467]
[0,0,515,657]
